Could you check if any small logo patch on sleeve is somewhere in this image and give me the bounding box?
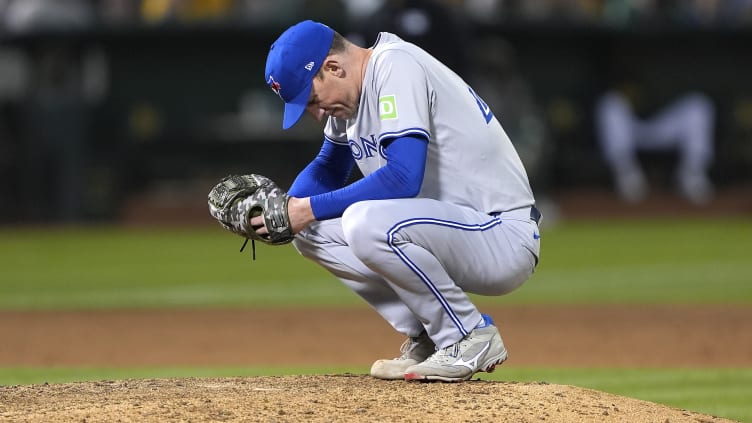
[379,95,398,120]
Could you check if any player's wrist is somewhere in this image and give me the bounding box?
[288,196,316,232]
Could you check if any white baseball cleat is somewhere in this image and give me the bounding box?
[403,314,508,382]
[370,331,435,380]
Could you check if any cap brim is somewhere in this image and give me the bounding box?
[282,82,313,130]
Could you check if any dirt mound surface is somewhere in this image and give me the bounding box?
[0,375,735,422]
[1,305,748,422]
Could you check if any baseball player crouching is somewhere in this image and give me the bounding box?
[209,20,542,382]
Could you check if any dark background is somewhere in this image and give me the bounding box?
[0,0,750,223]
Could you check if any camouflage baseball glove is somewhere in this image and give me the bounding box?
[208,174,294,246]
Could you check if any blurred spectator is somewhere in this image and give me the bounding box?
[601,0,752,27]
[344,0,469,76]
[233,0,305,27]
[464,0,600,24]
[461,0,752,28]
[0,0,102,221]
[595,89,716,204]
[97,0,141,25]
[138,0,235,24]
[1,0,94,33]
[2,0,747,30]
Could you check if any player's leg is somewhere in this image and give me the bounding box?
[645,93,715,203]
[342,198,537,345]
[595,91,648,202]
[341,198,538,380]
[292,219,435,379]
[293,219,423,336]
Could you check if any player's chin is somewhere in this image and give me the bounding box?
[335,108,356,120]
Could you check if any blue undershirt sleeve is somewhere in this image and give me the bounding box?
[309,135,428,220]
[288,138,355,198]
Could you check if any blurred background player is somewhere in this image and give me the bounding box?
[595,88,716,205]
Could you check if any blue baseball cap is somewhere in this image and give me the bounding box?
[265,20,335,130]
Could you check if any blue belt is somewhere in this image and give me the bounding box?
[530,206,542,225]
[490,206,542,225]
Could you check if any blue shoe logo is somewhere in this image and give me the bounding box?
[533,233,541,240]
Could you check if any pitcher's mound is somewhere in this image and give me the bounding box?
[0,374,735,422]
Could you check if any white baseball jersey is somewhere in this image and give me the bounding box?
[295,32,541,350]
[324,32,534,213]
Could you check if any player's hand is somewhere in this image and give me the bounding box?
[249,214,267,236]
[251,197,314,236]
[208,174,294,245]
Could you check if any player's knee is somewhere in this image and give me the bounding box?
[291,222,335,261]
[291,236,308,255]
[291,232,321,263]
[342,201,390,262]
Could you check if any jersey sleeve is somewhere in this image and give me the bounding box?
[371,50,432,143]
[288,138,355,198]
[309,135,428,220]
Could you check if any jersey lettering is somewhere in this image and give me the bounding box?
[349,135,388,161]
[349,139,364,160]
[468,86,494,124]
[379,143,387,159]
[360,135,379,158]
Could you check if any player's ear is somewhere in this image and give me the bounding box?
[322,58,344,78]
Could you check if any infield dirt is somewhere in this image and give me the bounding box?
[1,305,749,422]
[0,374,738,422]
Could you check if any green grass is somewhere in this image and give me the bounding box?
[0,225,357,309]
[486,367,752,422]
[0,218,750,309]
[1,219,750,421]
[1,366,749,422]
[487,218,752,304]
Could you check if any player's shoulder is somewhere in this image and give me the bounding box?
[371,33,424,71]
[372,33,421,59]
[371,32,403,50]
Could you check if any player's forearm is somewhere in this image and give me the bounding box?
[308,135,428,220]
[287,196,316,234]
[288,140,354,197]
